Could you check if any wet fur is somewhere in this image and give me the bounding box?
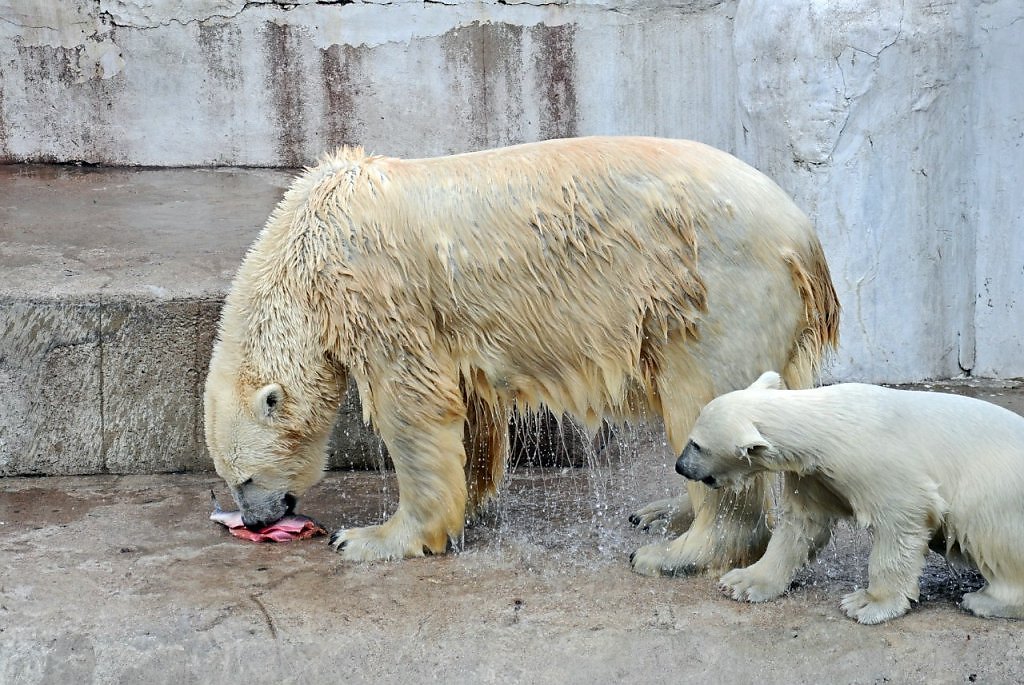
[203,136,839,564]
[681,373,1024,623]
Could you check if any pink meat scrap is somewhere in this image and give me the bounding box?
[209,493,327,543]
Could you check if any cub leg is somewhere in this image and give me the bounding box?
[631,477,771,576]
[961,581,1024,620]
[840,520,930,624]
[720,499,833,603]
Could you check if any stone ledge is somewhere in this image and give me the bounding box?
[0,164,383,475]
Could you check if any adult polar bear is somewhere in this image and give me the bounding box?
[677,372,1024,623]
[203,136,839,569]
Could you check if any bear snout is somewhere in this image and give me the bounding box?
[675,456,703,481]
[243,517,268,532]
[676,441,703,478]
[675,450,719,488]
[238,489,298,532]
[243,504,288,532]
[699,475,719,488]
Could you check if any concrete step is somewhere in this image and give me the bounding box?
[0,164,385,476]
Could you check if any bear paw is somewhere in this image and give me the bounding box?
[961,588,1024,619]
[329,523,444,561]
[630,534,714,577]
[840,589,910,625]
[718,567,788,603]
[628,495,693,535]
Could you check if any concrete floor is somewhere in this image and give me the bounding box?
[3,462,1024,684]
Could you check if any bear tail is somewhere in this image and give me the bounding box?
[782,241,841,389]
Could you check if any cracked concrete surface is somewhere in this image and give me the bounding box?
[3,0,1021,381]
[735,0,1022,382]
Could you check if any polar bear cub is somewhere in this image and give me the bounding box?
[676,371,1024,624]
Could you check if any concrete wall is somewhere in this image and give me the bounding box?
[1,0,1022,383]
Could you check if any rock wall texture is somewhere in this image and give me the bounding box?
[1,0,1022,382]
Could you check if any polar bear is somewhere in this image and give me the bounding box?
[676,371,1024,623]
[203,136,839,567]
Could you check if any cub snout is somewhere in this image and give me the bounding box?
[675,441,719,488]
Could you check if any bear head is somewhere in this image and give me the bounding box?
[203,346,336,531]
[675,371,783,489]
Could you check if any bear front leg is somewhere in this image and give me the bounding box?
[631,476,771,576]
[719,505,833,603]
[331,367,468,561]
[839,521,930,624]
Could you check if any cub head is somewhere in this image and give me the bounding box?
[203,355,333,531]
[675,371,783,489]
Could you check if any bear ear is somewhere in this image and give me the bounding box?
[748,371,784,391]
[253,383,285,421]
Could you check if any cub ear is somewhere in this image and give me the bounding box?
[253,383,284,421]
[748,371,784,391]
[735,424,770,461]
[737,440,770,461]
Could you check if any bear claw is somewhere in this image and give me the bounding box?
[329,531,348,551]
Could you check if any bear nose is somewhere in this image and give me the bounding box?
[675,457,717,488]
[675,455,695,478]
[240,493,297,531]
[243,516,272,532]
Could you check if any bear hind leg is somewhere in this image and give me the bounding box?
[631,478,772,576]
[631,358,771,575]
[961,582,1024,619]
[628,492,694,535]
[463,396,509,521]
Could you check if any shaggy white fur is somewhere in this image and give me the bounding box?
[678,372,1024,623]
[203,137,839,565]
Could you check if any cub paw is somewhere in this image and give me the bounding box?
[961,588,1024,619]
